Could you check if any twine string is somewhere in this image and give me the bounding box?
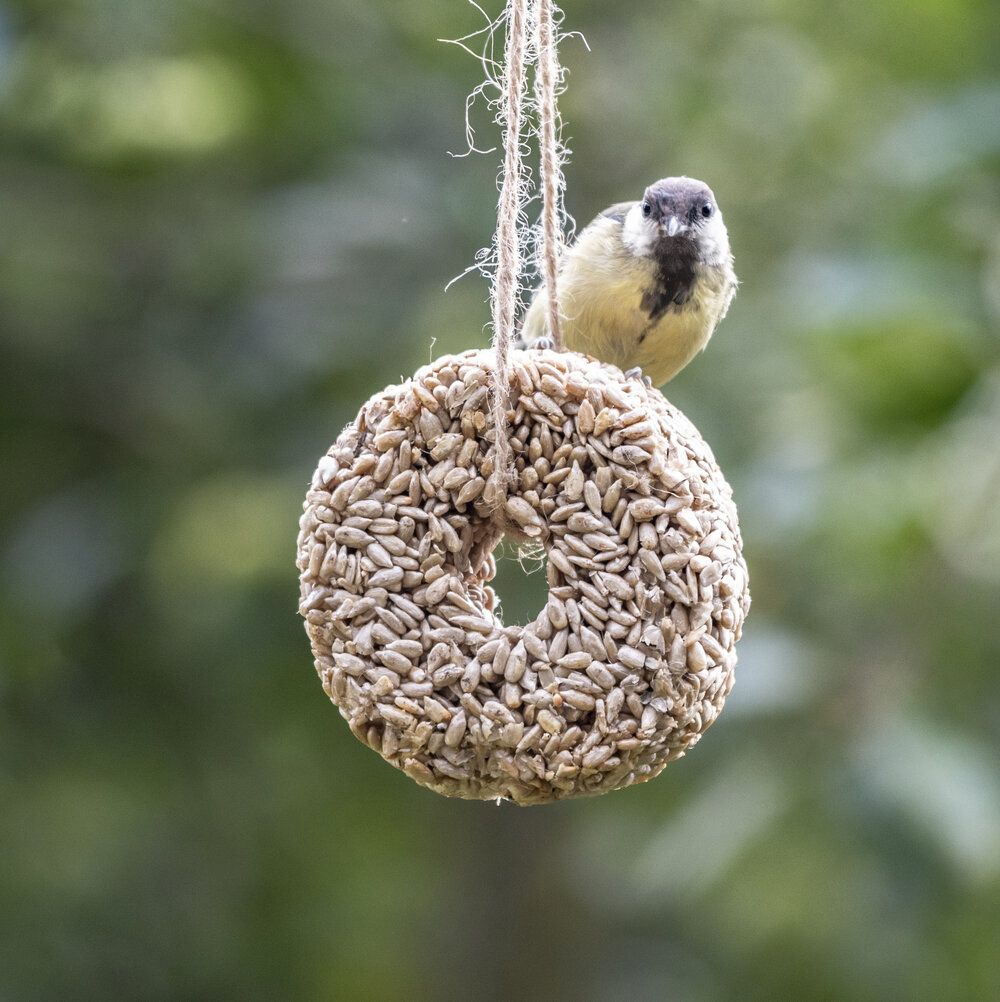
[486,0,565,513]
[535,0,563,350]
[486,0,528,510]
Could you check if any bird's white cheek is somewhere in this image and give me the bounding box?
[699,215,731,263]
[622,207,658,257]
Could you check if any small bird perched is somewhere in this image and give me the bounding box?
[520,176,737,386]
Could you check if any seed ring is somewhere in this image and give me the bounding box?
[297,348,750,805]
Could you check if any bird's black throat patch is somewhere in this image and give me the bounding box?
[641,240,700,322]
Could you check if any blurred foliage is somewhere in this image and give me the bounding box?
[1,0,999,999]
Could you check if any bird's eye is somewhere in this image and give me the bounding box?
[700,202,714,218]
[641,202,652,218]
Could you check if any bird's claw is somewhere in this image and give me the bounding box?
[529,336,554,351]
[624,366,653,388]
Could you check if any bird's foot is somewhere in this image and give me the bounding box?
[529,336,554,351]
[624,366,653,388]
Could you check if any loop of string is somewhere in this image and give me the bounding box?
[486,0,565,513]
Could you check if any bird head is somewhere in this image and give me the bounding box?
[622,176,729,262]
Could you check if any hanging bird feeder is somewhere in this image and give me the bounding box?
[296,0,749,804]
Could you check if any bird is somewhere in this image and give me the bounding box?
[519,176,737,386]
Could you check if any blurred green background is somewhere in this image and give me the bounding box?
[2,0,999,999]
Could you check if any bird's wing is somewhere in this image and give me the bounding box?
[550,200,634,274]
[518,200,636,345]
[596,201,636,226]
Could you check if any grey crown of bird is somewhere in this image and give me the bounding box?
[519,176,737,386]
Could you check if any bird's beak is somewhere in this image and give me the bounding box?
[664,215,687,238]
